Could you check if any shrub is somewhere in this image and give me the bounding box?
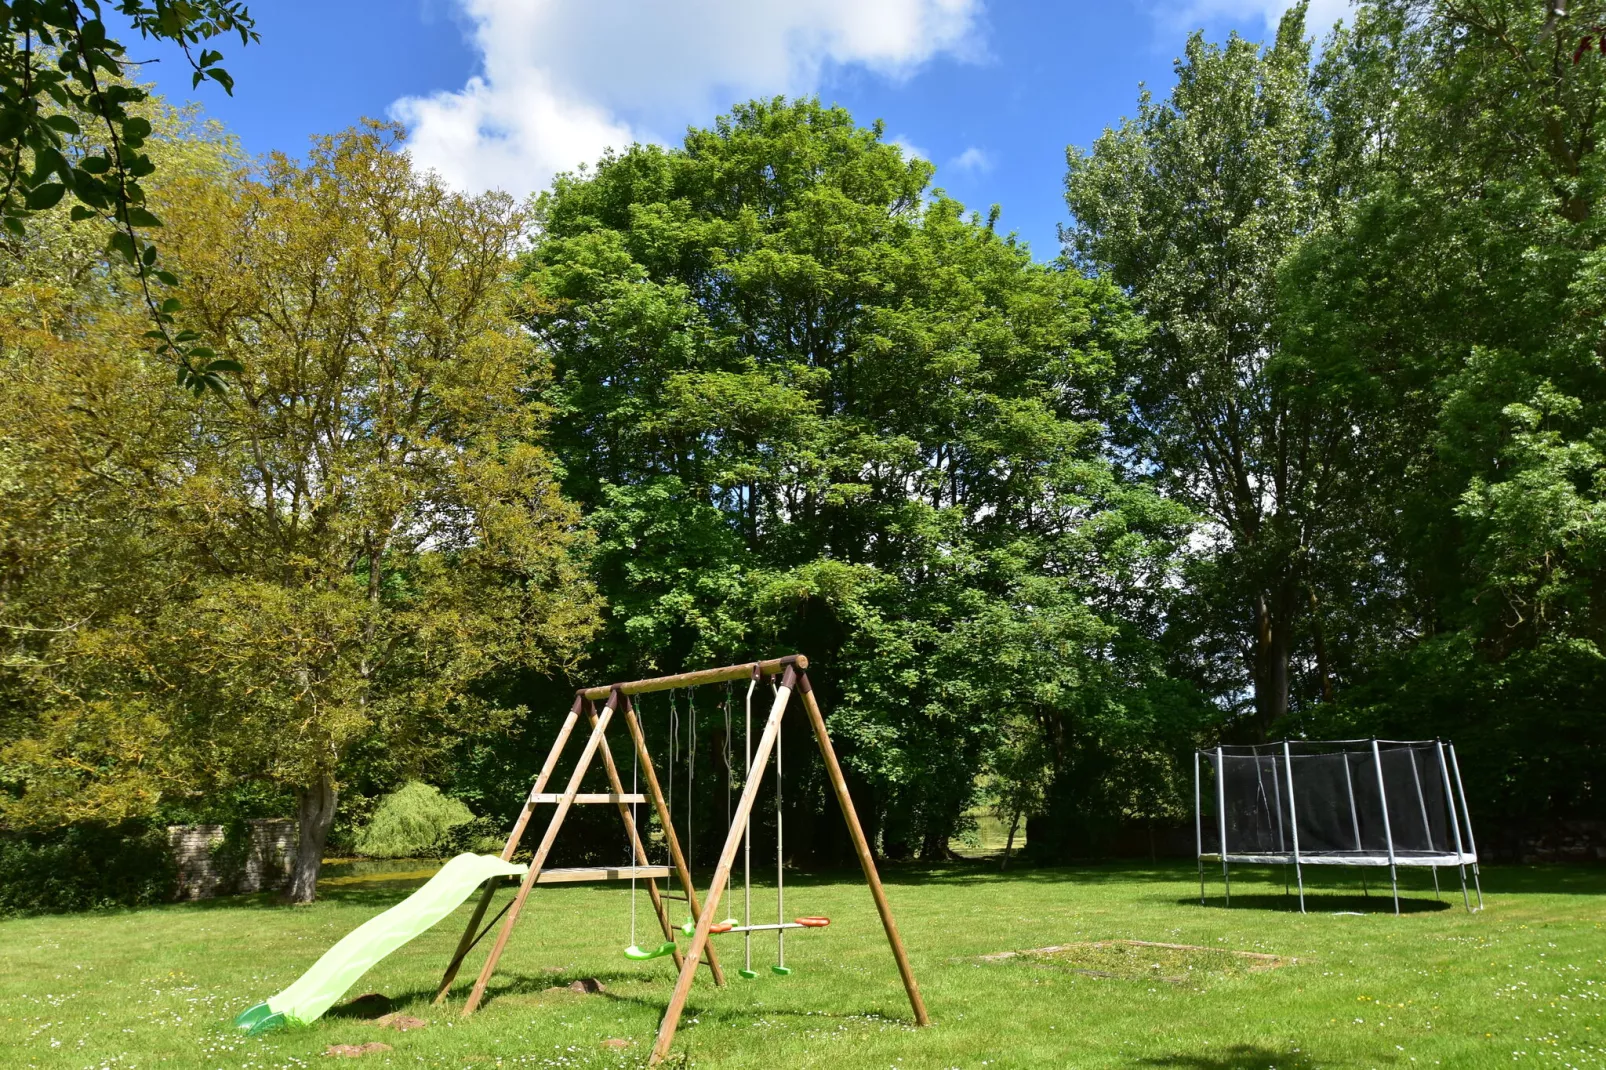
[439,815,506,857]
[0,821,177,916]
[353,782,475,858]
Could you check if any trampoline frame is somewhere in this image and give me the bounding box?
[1194,739,1483,915]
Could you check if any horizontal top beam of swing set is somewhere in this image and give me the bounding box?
[576,655,809,701]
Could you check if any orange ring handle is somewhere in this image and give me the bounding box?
[794,916,831,927]
[709,920,735,933]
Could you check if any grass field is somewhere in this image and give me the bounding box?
[1,859,1602,1069]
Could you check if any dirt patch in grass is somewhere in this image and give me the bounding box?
[374,1012,427,1031]
[981,939,1295,985]
[324,1041,393,1057]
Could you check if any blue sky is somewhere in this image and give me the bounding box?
[136,0,1346,260]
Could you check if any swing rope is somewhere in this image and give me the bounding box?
[724,683,733,846]
[686,686,696,869]
[773,674,789,975]
[668,689,677,840]
[633,670,828,970]
[629,717,638,949]
[742,673,756,977]
[624,691,675,961]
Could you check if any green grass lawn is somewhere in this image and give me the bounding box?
[1,859,1602,1069]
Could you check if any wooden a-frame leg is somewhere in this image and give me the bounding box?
[649,667,796,1066]
[620,695,725,985]
[797,672,929,1027]
[586,699,723,982]
[435,696,584,1004]
[460,692,621,1017]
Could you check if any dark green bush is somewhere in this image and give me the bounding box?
[438,815,505,857]
[0,820,176,916]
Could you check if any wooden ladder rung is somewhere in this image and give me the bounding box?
[530,793,648,804]
[534,866,672,884]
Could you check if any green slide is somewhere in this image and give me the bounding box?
[234,853,527,1035]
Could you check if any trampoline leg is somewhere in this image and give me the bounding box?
[1472,864,1484,910]
[1198,857,1205,907]
[1432,865,1441,900]
[1283,864,1289,900]
[1360,871,1369,899]
[1389,864,1400,915]
[1457,864,1471,913]
[1294,859,1305,914]
[1222,859,1231,907]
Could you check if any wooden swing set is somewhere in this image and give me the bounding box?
[430,654,930,1065]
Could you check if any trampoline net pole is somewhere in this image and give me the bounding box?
[1268,751,1288,899]
[1436,740,1473,913]
[1195,750,1204,906]
[1372,739,1400,915]
[1448,744,1483,909]
[1406,747,1440,900]
[1283,741,1305,914]
[1342,752,1366,899]
[1216,747,1230,906]
[1267,752,1285,855]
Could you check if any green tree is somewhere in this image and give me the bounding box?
[1276,0,1606,821]
[524,97,1195,860]
[1064,5,1386,736]
[0,101,236,828]
[1,125,600,900]
[1,3,257,389]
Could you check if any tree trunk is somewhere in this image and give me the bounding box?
[286,773,338,904]
[919,818,953,862]
[1309,587,1336,703]
[1252,593,1291,739]
[1001,806,1022,871]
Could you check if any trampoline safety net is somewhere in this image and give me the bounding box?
[1194,740,1482,914]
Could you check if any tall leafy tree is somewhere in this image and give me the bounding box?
[0,101,236,827]
[523,98,1195,859]
[1278,0,1606,820]
[1064,5,1384,736]
[1,125,600,899]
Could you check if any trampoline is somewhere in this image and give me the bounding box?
[1195,739,1482,915]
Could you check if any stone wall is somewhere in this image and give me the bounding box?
[167,819,296,900]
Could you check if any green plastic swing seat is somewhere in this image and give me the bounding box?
[623,941,677,961]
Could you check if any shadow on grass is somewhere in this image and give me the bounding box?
[402,967,914,1030]
[858,857,1605,897]
[160,885,436,912]
[150,857,1605,920]
[324,992,394,1020]
[1187,892,1451,914]
[1140,1045,1316,1069]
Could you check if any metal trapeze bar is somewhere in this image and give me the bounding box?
[716,922,812,933]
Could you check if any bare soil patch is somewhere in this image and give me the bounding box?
[981,939,1295,984]
[324,1042,393,1057]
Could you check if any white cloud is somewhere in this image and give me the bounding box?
[392,0,982,196]
[1152,0,1353,38]
[947,146,991,173]
[890,134,930,162]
